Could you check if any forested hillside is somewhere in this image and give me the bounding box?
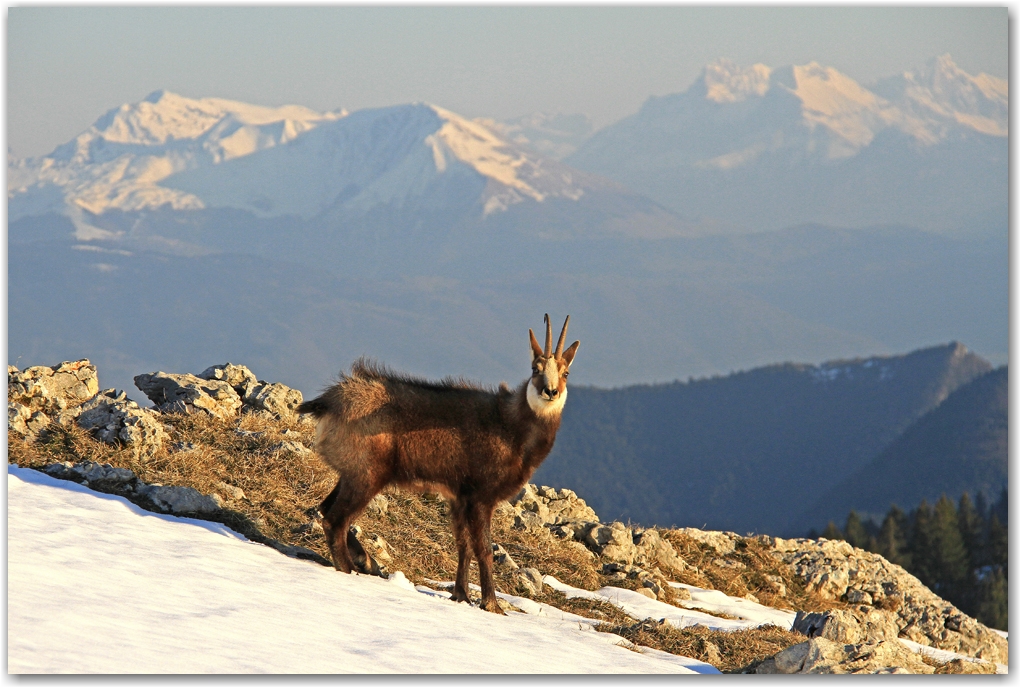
[796,366,1007,530]
[535,343,992,535]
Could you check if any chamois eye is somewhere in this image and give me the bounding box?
[563,371,569,379]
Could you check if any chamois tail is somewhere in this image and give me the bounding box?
[296,396,331,418]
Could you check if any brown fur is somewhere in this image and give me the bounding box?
[298,317,579,613]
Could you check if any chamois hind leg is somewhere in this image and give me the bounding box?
[467,501,503,615]
[448,498,473,603]
[321,474,378,574]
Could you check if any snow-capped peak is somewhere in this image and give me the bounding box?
[700,59,772,103]
[8,91,347,226]
[52,90,346,164]
[873,54,1007,137]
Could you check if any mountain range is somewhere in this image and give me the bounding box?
[567,54,1006,235]
[533,343,1002,536]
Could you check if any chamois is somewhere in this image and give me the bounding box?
[297,314,579,613]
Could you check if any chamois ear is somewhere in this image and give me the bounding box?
[562,340,580,367]
[529,329,544,360]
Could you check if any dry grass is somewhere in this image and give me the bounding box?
[10,410,829,671]
[597,619,803,673]
[661,530,847,614]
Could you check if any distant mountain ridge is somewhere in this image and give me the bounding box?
[567,54,1006,234]
[796,365,1008,531]
[534,342,994,536]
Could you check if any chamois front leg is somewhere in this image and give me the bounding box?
[469,502,504,615]
[449,498,473,603]
[321,475,376,574]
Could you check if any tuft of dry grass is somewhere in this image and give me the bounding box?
[661,530,847,614]
[597,619,803,673]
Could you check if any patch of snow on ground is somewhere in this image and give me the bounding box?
[544,576,773,632]
[668,583,797,629]
[8,466,711,674]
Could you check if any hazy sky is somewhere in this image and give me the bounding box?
[7,5,1008,159]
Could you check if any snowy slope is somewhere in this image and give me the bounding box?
[7,466,714,674]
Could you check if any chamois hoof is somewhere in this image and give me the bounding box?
[479,598,506,615]
[449,590,471,604]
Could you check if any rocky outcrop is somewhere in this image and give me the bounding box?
[756,636,937,674]
[134,372,243,420]
[769,536,1009,665]
[507,484,687,577]
[77,389,168,456]
[8,360,101,435]
[136,363,305,421]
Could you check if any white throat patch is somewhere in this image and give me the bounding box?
[527,382,567,418]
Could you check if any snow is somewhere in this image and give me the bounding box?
[544,576,791,632]
[7,465,713,674]
[9,94,592,226]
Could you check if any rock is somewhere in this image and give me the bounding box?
[771,536,1009,664]
[492,543,518,570]
[77,390,168,456]
[631,528,687,575]
[197,363,259,398]
[134,372,242,420]
[793,607,899,645]
[935,658,998,674]
[676,527,741,555]
[672,586,693,601]
[8,359,99,413]
[243,382,304,421]
[137,484,224,515]
[518,568,544,596]
[701,641,723,666]
[363,534,392,563]
[43,460,138,488]
[765,574,788,597]
[77,390,166,452]
[365,493,389,516]
[269,440,312,457]
[762,637,936,675]
[635,587,657,600]
[215,481,246,501]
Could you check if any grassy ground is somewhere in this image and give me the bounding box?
[11,410,837,671]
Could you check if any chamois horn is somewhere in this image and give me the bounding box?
[544,313,552,357]
[555,315,570,358]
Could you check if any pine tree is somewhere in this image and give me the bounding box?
[931,494,969,600]
[957,492,985,570]
[988,513,1008,573]
[974,567,1008,631]
[844,510,870,549]
[876,504,910,568]
[821,520,843,541]
[910,500,936,589]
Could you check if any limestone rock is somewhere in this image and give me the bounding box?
[793,607,900,644]
[215,481,246,501]
[77,390,169,455]
[491,543,518,570]
[771,536,1009,664]
[761,637,936,675]
[518,568,544,596]
[137,483,224,515]
[243,382,304,421]
[8,359,99,413]
[43,460,138,488]
[197,363,259,398]
[676,527,741,555]
[134,372,242,420]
